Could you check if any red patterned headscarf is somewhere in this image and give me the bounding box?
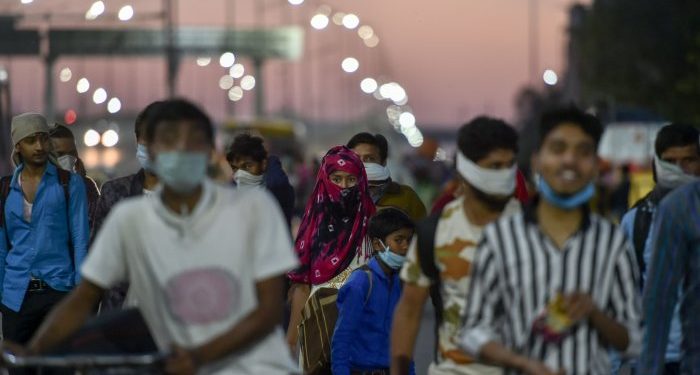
[288,146,376,285]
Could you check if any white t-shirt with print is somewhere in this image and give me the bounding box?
[82,180,299,375]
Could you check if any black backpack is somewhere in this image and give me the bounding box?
[631,198,653,288]
[0,168,72,251]
[630,187,671,290]
[415,211,443,361]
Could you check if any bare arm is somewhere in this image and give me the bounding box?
[562,292,630,351]
[479,342,562,375]
[285,282,310,352]
[390,283,428,375]
[590,308,629,350]
[28,280,104,354]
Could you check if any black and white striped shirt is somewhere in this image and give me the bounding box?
[458,204,642,375]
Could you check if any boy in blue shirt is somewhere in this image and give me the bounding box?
[332,208,415,375]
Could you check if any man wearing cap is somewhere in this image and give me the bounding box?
[0,113,89,347]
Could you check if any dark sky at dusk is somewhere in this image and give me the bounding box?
[2,0,589,128]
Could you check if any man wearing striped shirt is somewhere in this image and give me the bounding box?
[639,179,700,374]
[458,107,642,374]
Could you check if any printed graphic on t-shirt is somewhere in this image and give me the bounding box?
[165,268,238,325]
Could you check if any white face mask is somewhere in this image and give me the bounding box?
[57,155,77,172]
[364,162,391,182]
[456,151,516,196]
[234,169,264,187]
[655,156,698,189]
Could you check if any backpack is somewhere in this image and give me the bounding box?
[298,265,373,375]
[631,198,653,289]
[0,168,72,251]
[415,211,443,362]
[630,187,671,290]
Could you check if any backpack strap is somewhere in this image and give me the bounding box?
[632,200,654,289]
[415,210,442,362]
[0,175,12,250]
[355,265,374,305]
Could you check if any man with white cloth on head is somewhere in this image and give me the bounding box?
[391,117,521,375]
[612,123,700,374]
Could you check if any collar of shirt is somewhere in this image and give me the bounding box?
[11,162,57,190]
[150,179,219,238]
[523,195,592,232]
[368,257,396,282]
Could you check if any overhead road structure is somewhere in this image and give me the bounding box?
[0,15,304,119]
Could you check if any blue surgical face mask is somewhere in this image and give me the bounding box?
[136,144,152,171]
[154,151,208,194]
[537,175,595,210]
[377,240,407,270]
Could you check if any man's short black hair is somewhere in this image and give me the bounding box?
[457,116,519,162]
[655,123,700,156]
[347,132,389,163]
[226,133,268,163]
[368,208,415,241]
[49,124,74,140]
[144,99,214,146]
[135,100,164,140]
[538,107,603,149]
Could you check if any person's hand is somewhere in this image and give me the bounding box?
[561,292,597,324]
[0,341,30,367]
[520,359,565,375]
[1,341,29,356]
[164,345,199,375]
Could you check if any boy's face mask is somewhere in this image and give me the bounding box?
[377,239,407,270]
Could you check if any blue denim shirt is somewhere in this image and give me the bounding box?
[0,162,89,311]
[332,257,415,375]
[621,208,682,361]
[639,181,700,374]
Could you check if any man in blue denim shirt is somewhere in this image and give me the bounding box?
[0,113,89,346]
[612,123,700,374]
[639,179,700,374]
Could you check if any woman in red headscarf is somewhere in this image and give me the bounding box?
[286,146,376,353]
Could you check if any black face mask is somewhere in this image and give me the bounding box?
[338,185,360,213]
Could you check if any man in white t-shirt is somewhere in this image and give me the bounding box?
[7,99,299,375]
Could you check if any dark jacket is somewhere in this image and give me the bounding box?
[91,170,145,243]
[91,169,146,311]
[264,156,295,227]
[233,156,295,228]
